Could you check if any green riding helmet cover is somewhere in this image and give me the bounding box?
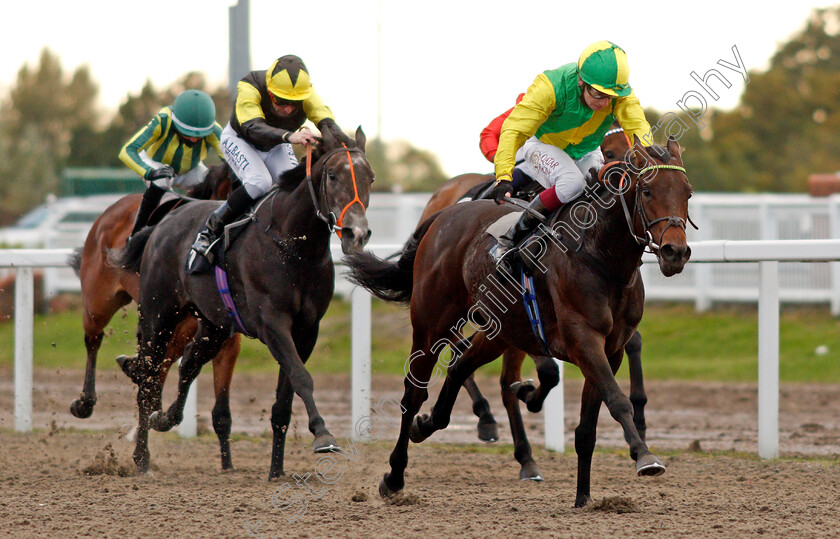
[577,41,632,97]
[171,89,217,138]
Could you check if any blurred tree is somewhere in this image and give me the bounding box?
[364,137,447,192]
[0,49,98,223]
[702,6,840,192]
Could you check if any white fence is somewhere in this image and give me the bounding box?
[21,192,840,312]
[5,240,840,458]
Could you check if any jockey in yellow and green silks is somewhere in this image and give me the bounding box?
[489,41,653,263]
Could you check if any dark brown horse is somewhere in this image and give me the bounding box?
[414,125,649,481]
[67,164,243,469]
[110,128,373,477]
[346,136,692,506]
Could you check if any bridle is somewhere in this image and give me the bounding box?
[305,143,367,239]
[599,160,698,253]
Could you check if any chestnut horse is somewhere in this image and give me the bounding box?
[67,163,242,469]
[346,136,692,506]
[110,128,373,477]
[414,125,650,481]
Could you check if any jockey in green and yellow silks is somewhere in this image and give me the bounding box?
[489,41,653,263]
[120,89,224,240]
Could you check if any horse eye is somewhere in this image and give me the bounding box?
[370,175,375,184]
[642,187,652,198]
[604,150,615,159]
[328,170,336,180]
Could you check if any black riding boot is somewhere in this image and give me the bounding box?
[190,186,255,259]
[491,197,553,263]
[128,184,166,241]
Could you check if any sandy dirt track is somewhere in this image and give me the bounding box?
[0,368,839,537]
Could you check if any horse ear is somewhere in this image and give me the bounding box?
[355,126,366,152]
[666,136,683,164]
[630,134,648,169]
[321,124,336,148]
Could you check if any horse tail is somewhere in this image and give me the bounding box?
[344,212,441,304]
[67,247,83,277]
[106,227,153,273]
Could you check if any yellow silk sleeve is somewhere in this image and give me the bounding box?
[494,73,555,181]
[613,91,652,145]
[234,81,266,125]
[303,88,335,125]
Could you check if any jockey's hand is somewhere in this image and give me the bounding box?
[288,128,318,146]
[489,180,513,204]
[146,165,175,181]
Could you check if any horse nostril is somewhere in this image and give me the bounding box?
[660,244,676,261]
[683,245,692,261]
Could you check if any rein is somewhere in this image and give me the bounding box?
[599,160,697,253]
[305,143,367,239]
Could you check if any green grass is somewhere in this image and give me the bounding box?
[2,300,840,383]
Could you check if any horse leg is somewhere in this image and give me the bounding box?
[268,367,294,480]
[463,374,499,443]
[573,378,603,507]
[625,330,647,442]
[379,335,436,498]
[71,292,132,418]
[132,324,172,474]
[211,335,240,471]
[511,354,561,414]
[574,343,664,493]
[149,321,228,433]
[412,332,502,443]
[499,348,542,481]
[261,325,337,453]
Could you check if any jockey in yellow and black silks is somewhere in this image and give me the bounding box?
[190,54,346,260]
[120,89,223,240]
[488,41,653,263]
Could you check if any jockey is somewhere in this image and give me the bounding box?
[190,54,346,260]
[120,89,223,240]
[488,41,652,262]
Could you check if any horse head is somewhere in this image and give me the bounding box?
[617,135,693,277]
[600,121,631,161]
[311,127,374,254]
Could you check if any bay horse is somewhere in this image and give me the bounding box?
[413,125,650,481]
[110,127,373,477]
[346,136,692,506]
[67,164,244,469]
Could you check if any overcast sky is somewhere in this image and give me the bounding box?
[1,0,837,176]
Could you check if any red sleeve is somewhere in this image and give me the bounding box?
[479,94,526,163]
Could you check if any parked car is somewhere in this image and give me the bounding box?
[0,194,123,248]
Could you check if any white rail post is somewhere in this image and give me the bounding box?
[543,358,565,452]
[351,286,372,441]
[178,357,198,438]
[14,267,34,432]
[757,260,779,459]
[693,201,712,312]
[829,195,840,316]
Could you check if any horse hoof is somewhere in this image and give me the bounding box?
[313,434,339,453]
[519,461,543,482]
[636,454,666,477]
[379,476,398,499]
[70,398,95,419]
[149,411,173,432]
[408,414,429,444]
[574,495,592,508]
[511,379,536,402]
[477,421,499,443]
